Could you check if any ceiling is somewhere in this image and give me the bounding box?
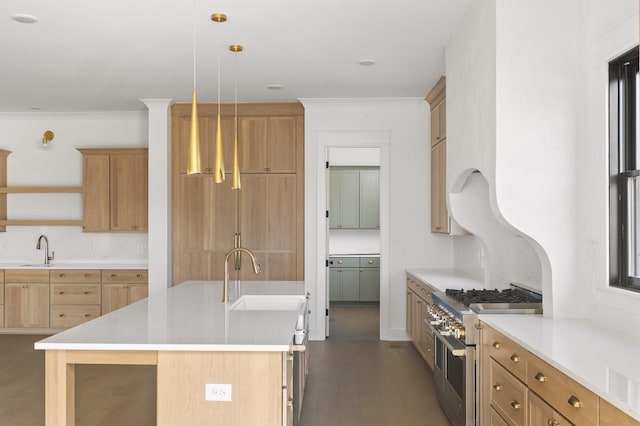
[0,0,471,112]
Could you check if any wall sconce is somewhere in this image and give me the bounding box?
[42,130,54,147]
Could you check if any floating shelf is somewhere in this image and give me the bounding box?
[0,220,83,227]
[0,186,82,194]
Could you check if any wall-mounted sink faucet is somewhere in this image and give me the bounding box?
[223,247,261,302]
[36,235,54,265]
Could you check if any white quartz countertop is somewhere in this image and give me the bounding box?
[35,280,305,352]
[480,314,640,422]
[329,253,380,258]
[0,262,148,270]
[406,268,484,292]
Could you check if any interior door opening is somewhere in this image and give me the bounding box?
[325,147,381,340]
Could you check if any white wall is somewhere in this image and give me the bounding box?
[0,112,148,263]
[581,1,640,334]
[301,98,455,340]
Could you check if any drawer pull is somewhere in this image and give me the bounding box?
[137,273,143,278]
[84,314,93,318]
[287,398,293,407]
[111,274,117,278]
[337,260,343,264]
[84,291,91,295]
[59,273,66,277]
[510,354,520,363]
[548,420,560,426]
[59,291,66,295]
[510,401,521,410]
[84,274,91,278]
[368,260,374,264]
[568,395,582,408]
[493,384,502,391]
[287,353,294,361]
[492,342,501,349]
[59,314,66,318]
[534,372,547,382]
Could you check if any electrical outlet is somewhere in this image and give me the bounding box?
[205,383,232,402]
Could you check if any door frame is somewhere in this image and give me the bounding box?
[313,131,390,340]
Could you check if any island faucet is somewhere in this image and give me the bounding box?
[223,247,261,302]
[36,235,55,265]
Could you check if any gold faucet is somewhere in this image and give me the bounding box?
[223,247,261,302]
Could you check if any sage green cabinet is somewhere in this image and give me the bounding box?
[329,256,379,302]
[329,167,379,229]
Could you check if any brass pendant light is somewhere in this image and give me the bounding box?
[187,1,202,175]
[212,13,227,184]
[230,44,243,190]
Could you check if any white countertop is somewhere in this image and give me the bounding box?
[0,262,148,270]
[329,253,380,258]
[406,268,484,292]
[480,314,640,422]
[35,280,305,352]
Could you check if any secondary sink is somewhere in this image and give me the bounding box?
[229,295,306,312]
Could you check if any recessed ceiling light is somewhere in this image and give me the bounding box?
[28,106,41,110]
[11,13,38,24]
[358,59,376,66]
[266,84,283,90]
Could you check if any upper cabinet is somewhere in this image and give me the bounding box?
[78,148,148,233]
[329,166,380,229]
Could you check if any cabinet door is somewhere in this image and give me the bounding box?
[128,283,148,304]
[406,290,414,338]
[110,153,148,231]
[340,269,360,301]
[359,169,380,229]
[359,268,380,302]
[239,174,298,281]
[339,170,359,229]
[101,284,129,315]
[5,283,49,328]
[431,141,449,233]
[413,296,424,347]
[82,154,110,232]
[329,268,340,301]
[239,117,268,173]
[329,169,342,229]
[528,391,570,426]
[267,117,297,173]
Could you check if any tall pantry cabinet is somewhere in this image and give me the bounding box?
[171,103,304,284]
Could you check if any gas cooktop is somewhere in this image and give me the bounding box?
[445,287,542,307]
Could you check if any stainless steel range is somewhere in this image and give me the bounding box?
[425,283,542,426]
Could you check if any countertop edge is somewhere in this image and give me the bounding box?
[479,314,640,422]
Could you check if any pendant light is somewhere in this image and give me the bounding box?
[230,44,243,190]
[187,0,202,175]
[212,13,227,184]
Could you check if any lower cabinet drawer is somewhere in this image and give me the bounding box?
[424,333,434,369]
[0,305,4,328]
[51,283,101,305]
[489,406,509,426]
[490,358,527,426]
[527,353,597,426]
[50,305,100,328]
[600,398,640,426]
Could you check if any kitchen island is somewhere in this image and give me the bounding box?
[35,280,308,426]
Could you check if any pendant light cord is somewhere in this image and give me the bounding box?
[193,0,197,91]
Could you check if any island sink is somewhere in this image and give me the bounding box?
[230,295,306,311]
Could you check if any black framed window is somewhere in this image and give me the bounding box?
[610,46,640,291]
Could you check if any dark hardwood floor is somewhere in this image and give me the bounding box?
[0,308,448,425]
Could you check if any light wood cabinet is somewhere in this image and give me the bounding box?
[79,148,148,232]
[171,103,304,284]
[528,391,571,426]
[102,269,148,314]
[489,358,527,425]
[0,150,9,232]
[50,269,101,328]
[406,275,436,369]
[600,398,640,426]
[5,269,49,328]
[329,167,380,229]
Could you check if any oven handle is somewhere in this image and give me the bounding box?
[426,319,467,357]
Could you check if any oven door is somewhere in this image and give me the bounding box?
[431,326,475,426]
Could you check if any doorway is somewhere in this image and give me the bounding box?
[325,147,381,339]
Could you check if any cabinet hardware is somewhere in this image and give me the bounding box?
[534,372,547,382]
[548,420,560,426]
[136,274,142,278]
[492,342,500,349]
[510,354,520,363]
[84,291,91,295]
[84,314,92,318]
[287,398,293,407]
[60,274,66,277]
[59,314,66,317]
[368,260,374,264]
[111,274,117,278]
[84,274,91,278]
[493,384,502,391]
[337,260,343,264]
[287,354,294,361]
[510,401,521,410]
[567,395,582,408]
[59,291,66,295]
